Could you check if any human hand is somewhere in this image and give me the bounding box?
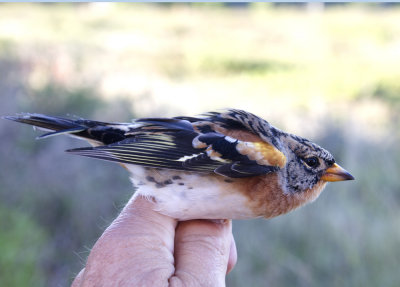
[71,195,237,287]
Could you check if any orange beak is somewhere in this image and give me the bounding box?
[321,163,354,182]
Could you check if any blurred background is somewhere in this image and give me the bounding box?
[0,3,399,286]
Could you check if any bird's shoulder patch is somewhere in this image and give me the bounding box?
[236,141,286,168]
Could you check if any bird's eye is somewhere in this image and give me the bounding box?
[303,156,320,168]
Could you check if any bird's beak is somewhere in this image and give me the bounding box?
[321,163,354,182]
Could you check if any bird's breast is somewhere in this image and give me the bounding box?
[124,165,327,220]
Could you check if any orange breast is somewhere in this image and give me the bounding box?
[232,175,327,218]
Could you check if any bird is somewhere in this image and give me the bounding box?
[4,109,354,220]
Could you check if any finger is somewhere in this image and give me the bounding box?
[71,268,85,287]
[79,195,177,286]
[170,219,232,287]
[227,233,237,274]
[107,194,177,239]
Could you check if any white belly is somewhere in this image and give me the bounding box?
[125,165,256,220]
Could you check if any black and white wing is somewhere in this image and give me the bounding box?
[5,110,287,178]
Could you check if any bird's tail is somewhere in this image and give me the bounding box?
[3,113,127,145]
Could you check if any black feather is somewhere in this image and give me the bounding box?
[136,118,194,132]
[4,113,126,144]
[214,162,276,178]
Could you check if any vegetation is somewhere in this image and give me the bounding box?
[0,3,399,286]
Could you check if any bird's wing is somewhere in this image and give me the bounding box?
[6,111,287,178]
[67,111,287,178]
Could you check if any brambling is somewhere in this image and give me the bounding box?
[5,109,354,220]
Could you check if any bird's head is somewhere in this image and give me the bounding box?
[281,134,354,194]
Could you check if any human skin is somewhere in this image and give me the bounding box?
[71,196,237,287]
